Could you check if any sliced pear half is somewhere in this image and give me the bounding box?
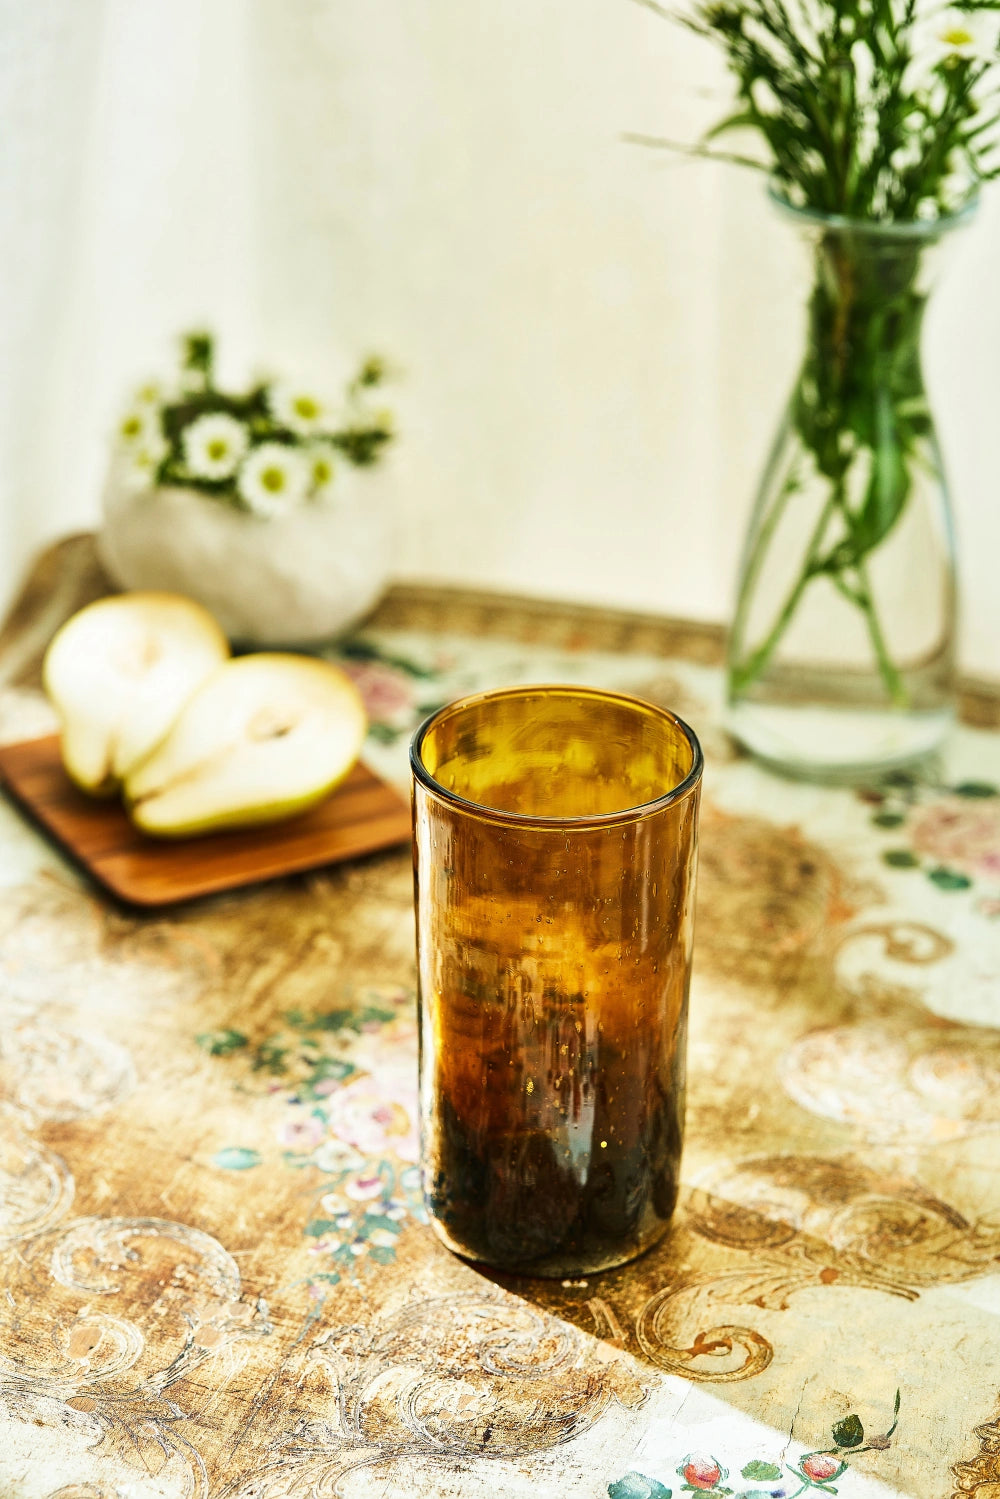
[123,653,367,837]
[42,592,230,796]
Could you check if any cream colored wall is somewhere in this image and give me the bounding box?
[2,0,998,677]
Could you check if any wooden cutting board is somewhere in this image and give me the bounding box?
[0,734,412,907]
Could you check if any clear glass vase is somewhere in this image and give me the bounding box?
[726,190,975,781]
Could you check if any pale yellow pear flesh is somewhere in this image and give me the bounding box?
[42,592,230,795]
[123,653,368,837]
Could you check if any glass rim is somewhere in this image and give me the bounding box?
[409,683,704,829]
[766,180,980,239]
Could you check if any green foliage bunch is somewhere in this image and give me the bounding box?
[634,0,999,705]
[635,0,1000,217]
[115,332,394,519]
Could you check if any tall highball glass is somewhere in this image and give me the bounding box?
[410,685,702,1277]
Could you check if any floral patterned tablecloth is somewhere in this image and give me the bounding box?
[2,538,1000,1499]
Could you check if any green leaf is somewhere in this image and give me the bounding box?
[367,722,403,745]
[196,1029,248,1056]
[871,811,905,828]
[358,1006,397,1026]
[304,1218,341,1238]
[884,849,919,868]
[361,1214,401,1235]
[741,1460,782,1480]
[182,330,214,381]
[833,1413,865,1447]
[309,1009,355,1032]
[608,1476,672,1499]
[211,1147,261,1171]
[703,109,760,143]
[822,421,909,575]
[886,1387,902,1438]
[336,638,435,677]
[368,1244,398,1265]
[953,781,998,798]
[251,1041,289,1074]
[927,866,972,891]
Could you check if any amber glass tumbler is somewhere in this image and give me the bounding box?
[410,684,702,1277]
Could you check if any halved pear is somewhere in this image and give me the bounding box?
[42,592,230,796]
[123,653,367,837]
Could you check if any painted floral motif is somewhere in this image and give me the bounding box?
[679,1453,730,1492]
[300,1161,423,1282]
[196,985,410,1098]
[339,659,422,736]
[860,772,1000,905]
[333,639,446,744]
[910,799,1000,879]
[321,1060,419,1163]
[198,985,425,1283]
[282,1058,424,1286]
[797,1454,846,1483]
[609,1394,899,1499]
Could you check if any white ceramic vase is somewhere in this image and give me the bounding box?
[98,461,394,647]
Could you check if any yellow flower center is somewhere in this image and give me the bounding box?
[942,26,973,46]
[312,456,334,486]
[207,439,229,461]
[261,466,286,493]
[293,396,320,421]
[120,416,142,439]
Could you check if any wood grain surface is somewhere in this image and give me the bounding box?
[0,733,412,906]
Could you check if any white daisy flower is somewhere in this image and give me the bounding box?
[919,9,1000,64]
[237,442,311,517]
[117,407,161,448]
[182,413,249,480]
[352,383,395,431]
[121,435,168,491]
[267,383,339,437]
[304,440,346,503]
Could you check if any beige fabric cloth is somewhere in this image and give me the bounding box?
[1,539,999,1498]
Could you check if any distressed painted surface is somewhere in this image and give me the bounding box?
[1,540,999,1498]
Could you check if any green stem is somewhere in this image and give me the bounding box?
[827,484,910,707]
[853,559,909,707]
[732,474,911,710]
[729,449,802,662]
[729,485,840,695]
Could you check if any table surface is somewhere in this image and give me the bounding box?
[2,536,1000,1499]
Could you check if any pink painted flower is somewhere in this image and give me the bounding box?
[324,1065,419,1163]
[678,1454,727,1490]
[343,1173,385,1202]
[307,1234,342,1254]
[313,1138,364,1173]
[910,798,1000,878]
[340,661,416,729]
[277,1113,327,1150]
[801,1453,846,1482]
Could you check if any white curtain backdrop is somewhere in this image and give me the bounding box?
[2,0,999,677]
